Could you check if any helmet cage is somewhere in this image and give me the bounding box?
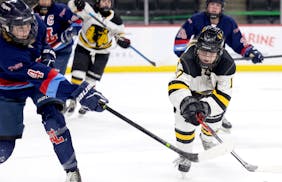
[196,26,224,69]
[94,0,113,13]
[206,0,224,19]
[0,0,38,46]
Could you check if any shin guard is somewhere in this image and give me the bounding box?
[40,105,78,171]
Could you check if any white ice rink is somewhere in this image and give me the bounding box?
[1,72,282,182]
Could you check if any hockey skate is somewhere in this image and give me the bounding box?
[64,99,77,116]
[65,169,82,182]
[174,156,191,177]
[78,107,87,115]
[220,116,232,133]
[200,133,217,150]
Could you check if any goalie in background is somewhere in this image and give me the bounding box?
[173,0,264,132]
[168,26,236,175]
[65,0,131,115]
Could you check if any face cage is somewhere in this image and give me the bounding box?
[38,0,53,14]
[97,0,113,12]
[196,48,221,70]
[206,1,224,19]
[7,18,38,46]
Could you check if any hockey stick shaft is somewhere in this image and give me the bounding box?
[100,103,232,162]
[88,12,156,67]
[234,55,282,61]
[128,45,156,66]
[196,113,258,172]
[101,103,199,162]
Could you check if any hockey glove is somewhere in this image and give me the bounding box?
[244,46,264,64]
[180,96,211,126]
[117,37,131,49]
[74,0,85,11]
[61,27,74,44]
[71,81,108,112]
[41,49,56,68]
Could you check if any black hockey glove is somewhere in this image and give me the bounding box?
[117,37,131,49]
[61,27,74,43]
[71,81,108,112]
[180,96,211,126]
[41,49,56,68]
[74,0,85,11]
[244,46,264,64]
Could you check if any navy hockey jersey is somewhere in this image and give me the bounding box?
[34,3,81,51]
[0,15,77,100]
[174,12,250,57]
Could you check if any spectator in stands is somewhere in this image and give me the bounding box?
[173,0,264,132]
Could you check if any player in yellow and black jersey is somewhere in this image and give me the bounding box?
[168,26,235,175]
[66,0,131,115]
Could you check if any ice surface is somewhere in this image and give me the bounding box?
[1,72,282,182]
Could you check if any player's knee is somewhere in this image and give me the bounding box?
[0,140,15,164]
[36,96,64,114]
[41,105,66,128]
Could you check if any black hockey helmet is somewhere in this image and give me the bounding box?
[206,0,224,19]
[0,0,38,46]
[195,26,224,69]
[206,0,224,7]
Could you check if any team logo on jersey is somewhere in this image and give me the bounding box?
[233,27,239,34]
[27,69,44,79]
[176,28,187,39]
[47,15,54,26]
[188,18,193,24]
[71,15,79,22]
[8,62,23,71]
[86,25,109,47]
[59,8,66,17]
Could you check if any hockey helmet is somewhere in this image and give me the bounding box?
[0,0,38,46]
[196,26,224,69]
[94,0,113,13]
[206,0,224,7]
[38,0,54,15]
[206,0,224,19]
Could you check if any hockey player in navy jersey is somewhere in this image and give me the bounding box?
[33,0,82,74]
[174,0,263,132]
[169,26,235,174]
[0,0,107,181]
[65,0,131,115]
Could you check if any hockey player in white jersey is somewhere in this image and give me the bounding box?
[168,26,236,174]
[66,0,131,115]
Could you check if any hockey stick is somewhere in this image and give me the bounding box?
[196,113,282,173]
[234,55,282,61]
[87,12,157,67]
[100,102,233,163]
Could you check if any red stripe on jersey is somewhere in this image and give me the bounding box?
[174,39,189,45]
[0,78,29,86]
[40,69,58,94]
[50,41,60,48]
[241,45,251,56]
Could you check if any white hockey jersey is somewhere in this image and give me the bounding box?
[168,45,236,120]
[68,0,125,53]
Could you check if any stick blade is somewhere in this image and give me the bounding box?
[197,141,234,162]
[255,165,282,173]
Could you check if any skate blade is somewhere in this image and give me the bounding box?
[219,127,231,134]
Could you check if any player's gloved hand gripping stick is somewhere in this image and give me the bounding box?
[99,101,233,163]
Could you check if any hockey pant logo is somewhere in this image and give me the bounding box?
[47,128,65,145]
